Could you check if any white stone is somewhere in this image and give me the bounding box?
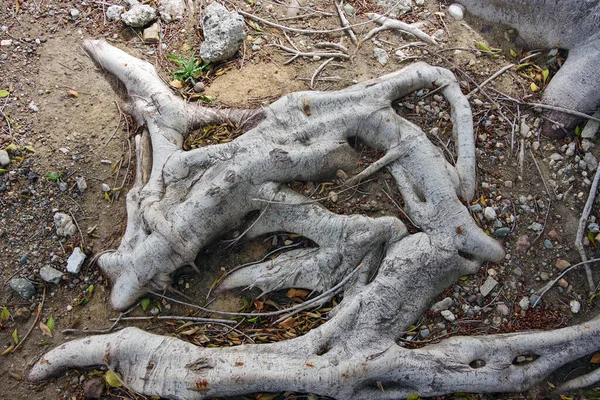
[582,112,600,139]
[448,3,465,20]
[106,5,125,21]
[570,300,581,314]
[441,310,456,322]
[483,207,497,221]
[480,276,498,297]
[122,4,157,28]
[66,247,86,274]
[0,39,12,46]
[76,176,87,193]
[54,212,77,237]
[519,297,530,311]
[431,297,454,312]
[373,47,389,66]
[0,149,9,166]
[159,0,185,22]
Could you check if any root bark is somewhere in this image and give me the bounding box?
[28,40,600,399]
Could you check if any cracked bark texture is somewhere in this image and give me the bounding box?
[28,40,600,399]
[458,0,600,138]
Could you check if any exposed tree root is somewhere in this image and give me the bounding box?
[28,40,600,399]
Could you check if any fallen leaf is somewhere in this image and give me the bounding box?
[66,89,79,98]
[4,143,17,151]
[104,370,123,387]
[591,353,600,363]
[170,80,183,89]
[23,145,35,153]
[407,394,420,400]
[287,288,310,298]
[542,68,550,84]
[475,41,491,52]
[39,321,53,337]
[278,316,297,330]
[8,372,22,381]
[179,328,197,335]
[509,49,517,57]
[141,298,151,311]
[530,82,540,92]
[1,345,14,356]
[0,90,9,98]
[12,328,19,344]
[1,306,10,321]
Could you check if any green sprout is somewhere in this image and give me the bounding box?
[166,54,208,85]
[45,170,62,183]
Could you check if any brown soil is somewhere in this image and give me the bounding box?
[0,0,599,399]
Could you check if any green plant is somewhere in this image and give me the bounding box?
[45,170,62,183]
[166,54,208,85]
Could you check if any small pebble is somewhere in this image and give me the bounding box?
[570,300,581,314]
[441,310,456,322]
[555,259,571,271]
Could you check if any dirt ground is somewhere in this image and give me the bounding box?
[1,0,599,399]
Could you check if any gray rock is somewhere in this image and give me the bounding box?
[530,294,541,307]
[415,0,424,5]
[496,303,510,316]
[431,297,453,312]
[588,222,600,233]
[66,247,86,274]
[494,227,510,238]
[420,328,430,338]
[54,212,77,237]
[343,3,356,15]
[200,2,245,63]
[441,309,456,322]
[0,149,9,166]
[122,4,157,28]
[106,5,124,21]
[143,22,161,43]
[543,239,554,249]
[374,0,411,15]
[76,176,87,193]
[519,296,530,311]
[9,278,36,299]
[159,0,185,22]
[373,47,389,66]
[584,152,598,171]
[448,3,465,20]
[70,8,80,19]
[483,207,497,221]
[40,266,64,284]
[582,112,600,139]
[480,276,498,297]
[528,222,543,231]
[193,82,205,92]
[469,204,483,213]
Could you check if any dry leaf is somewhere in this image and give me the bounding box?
[104,370,123,387]
[170,80,183,89]
[39,321,53,337]
[278,316,297,330]
[286,288,310,298]
[66,89,79,98]
[591,353,600,363]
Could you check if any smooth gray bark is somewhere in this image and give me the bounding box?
[28,41,600,399]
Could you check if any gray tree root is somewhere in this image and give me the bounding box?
[28,40,600,398]
[458,0,600,137]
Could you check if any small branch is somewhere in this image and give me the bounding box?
[150,264,362,320]
[269,43,349,64]
[557,366,600,393]
[534,257,600,307]
[12,287,46,353]
[103,101,124,148]
[238,9,373,35]
[363,13,437,45]
[310,58,334,89]
[335,1,358,45]
[575,161,600,292]
[111,316,237,325]
[466,63,515,99]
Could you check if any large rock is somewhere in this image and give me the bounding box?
[9,278,36,299]
[200,2,245,63]
[122,4,157,28]
[54,212,77,237]
[159,0,185,22]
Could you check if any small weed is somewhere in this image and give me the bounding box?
[45,170,62,183]
[167,54,208,85]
